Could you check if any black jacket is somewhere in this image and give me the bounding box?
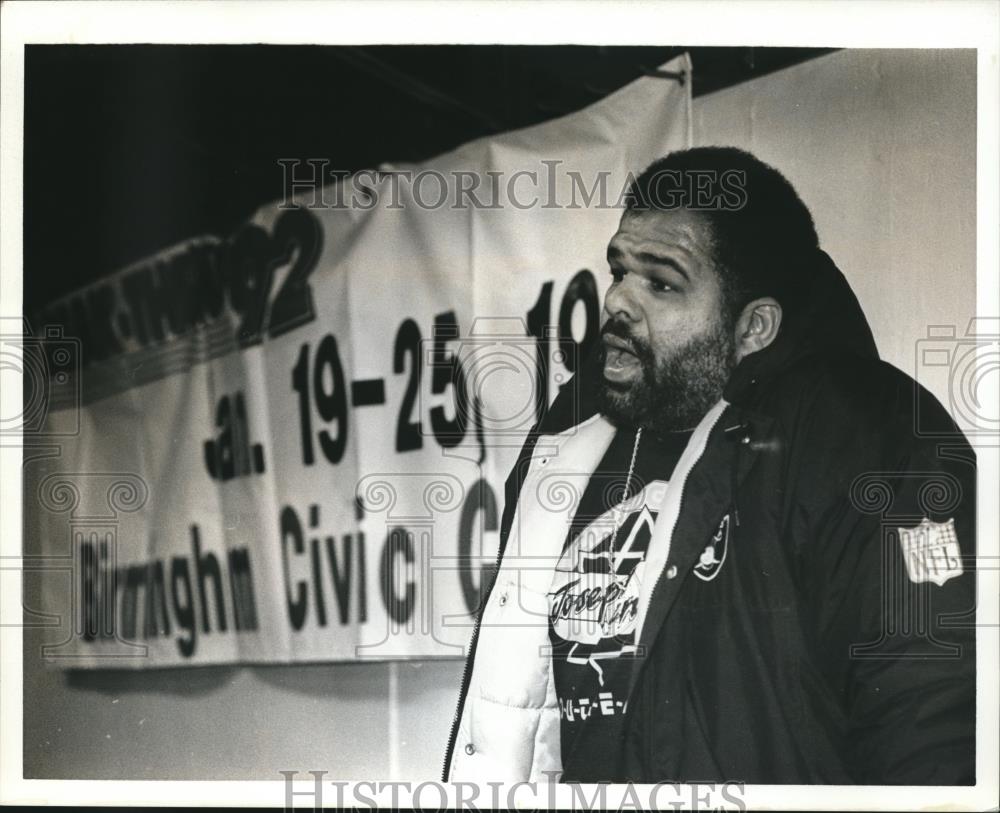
[445,251,976,784]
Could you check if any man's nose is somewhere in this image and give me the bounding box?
[603,275,640,322]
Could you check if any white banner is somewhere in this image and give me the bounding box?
[25,56,691,668]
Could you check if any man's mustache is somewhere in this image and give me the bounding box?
[600,319,651,361]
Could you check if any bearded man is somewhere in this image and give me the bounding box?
[444,147,976,785]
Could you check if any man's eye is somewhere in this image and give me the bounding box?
[650,279,673,293]
[609,267,625,283]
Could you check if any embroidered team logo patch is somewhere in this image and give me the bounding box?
[898,518,963,586]
[693,514,730,582]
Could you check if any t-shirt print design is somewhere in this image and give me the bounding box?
[548,479,668,687]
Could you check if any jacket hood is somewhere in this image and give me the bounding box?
[539,249,878,434]
[722,248,879,404]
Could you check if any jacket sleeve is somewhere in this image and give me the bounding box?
[788,361,976,785]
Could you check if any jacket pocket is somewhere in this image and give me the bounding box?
[472,573,554,710]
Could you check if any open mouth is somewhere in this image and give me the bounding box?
[602,336,641,383]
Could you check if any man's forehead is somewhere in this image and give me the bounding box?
[607,208,714,257]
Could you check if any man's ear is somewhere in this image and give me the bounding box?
[733,297,782,363]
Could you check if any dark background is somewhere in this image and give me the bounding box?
[23,45,833,315]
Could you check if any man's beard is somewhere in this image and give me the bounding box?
[594,315,737,432]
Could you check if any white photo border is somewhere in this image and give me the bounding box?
[1,1,997,809]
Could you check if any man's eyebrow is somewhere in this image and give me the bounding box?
[606,245,690,281]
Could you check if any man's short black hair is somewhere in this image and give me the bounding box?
[625,146,819,323]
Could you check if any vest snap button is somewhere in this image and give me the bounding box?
[498,593,508,606]
[666,565,678,579]
[465,743,476,755]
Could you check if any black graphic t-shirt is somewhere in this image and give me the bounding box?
[548,426,690,781]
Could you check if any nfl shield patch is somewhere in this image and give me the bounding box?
[898,518,963,586]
